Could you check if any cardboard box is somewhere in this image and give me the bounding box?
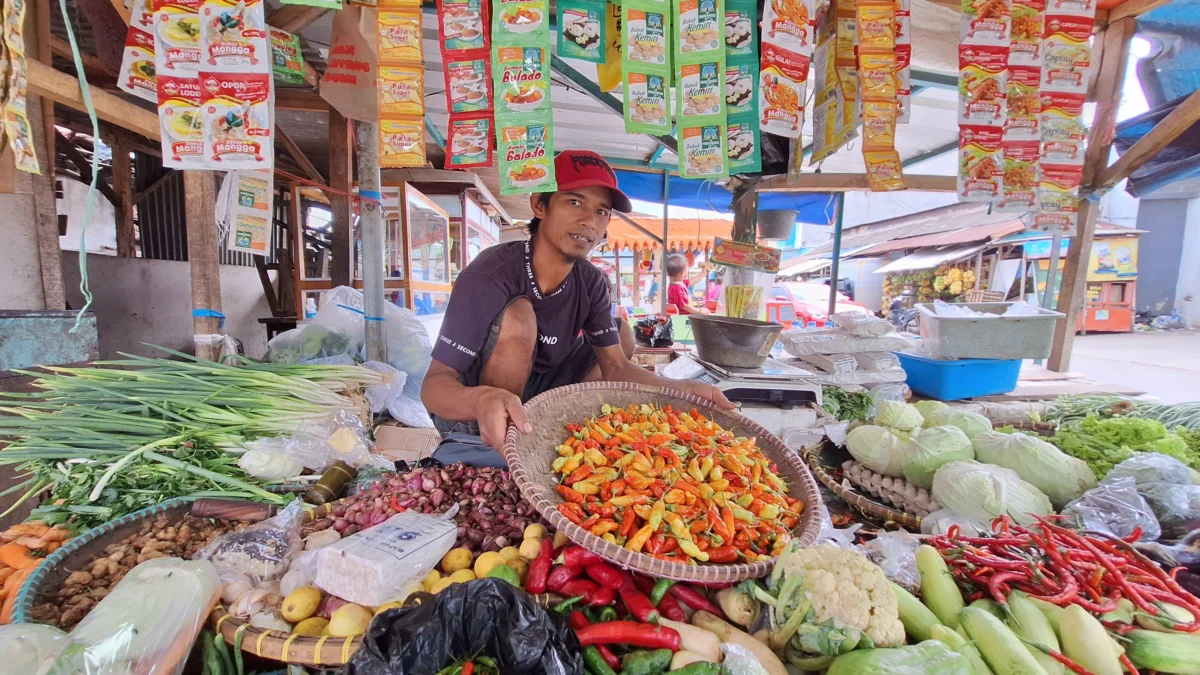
[374,425,441,463]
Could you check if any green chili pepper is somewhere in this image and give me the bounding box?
[583,646,619,675]
[671,663,720,675]
[553,595,586,613]
[650,579,676,605]
[596,606,618,623]
[621,649,673,675]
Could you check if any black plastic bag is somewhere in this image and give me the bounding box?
[344,579,585,675]
[634,315,674,348]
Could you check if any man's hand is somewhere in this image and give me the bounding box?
[672,380,736,410]
[471,385,533,450]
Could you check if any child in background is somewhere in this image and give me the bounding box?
[666,254,703,315]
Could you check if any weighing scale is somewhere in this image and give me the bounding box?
[661,355,823,407]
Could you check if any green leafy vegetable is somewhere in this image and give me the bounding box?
[821,387,874,423]
[1048,416,1200,479]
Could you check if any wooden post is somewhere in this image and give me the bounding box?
[112,135,136,257]
[1048,17,1134,371]
[25,0,63,309]
[184,171,224,361]
[328,109,353,286]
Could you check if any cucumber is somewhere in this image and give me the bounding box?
[1125,629,1200,674]
[969,598,1003,619]
[917,545,965,629]
[1006,591,1064,675]
[1060,604,1122,675]
[892,582,942,642]
[959,607,1050,675]
[932,624,995,675]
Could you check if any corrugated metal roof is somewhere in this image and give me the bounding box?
[875,243,991,273]
[803,202,1007,257]
[856,218,1027,255]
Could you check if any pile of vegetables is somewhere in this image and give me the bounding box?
[303,463,539,553]
[821,387,875,423]
[0,348,383,531]
[0,522,73,625]
[1049,416,1200,479]
[1045,395,1200,432]
[550,404,803,564]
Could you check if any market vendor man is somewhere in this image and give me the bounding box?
[422,150,733,466]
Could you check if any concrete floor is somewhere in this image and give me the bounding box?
[1067,331,1200,403]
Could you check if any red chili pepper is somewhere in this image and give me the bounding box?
[559,578,600,598]
[389,496,407,513]
[657,592,687,622]
[619,509,637,539]
[668,584,726,620]
[461,662,474,675]
[548,565,582,593]
[620,583,661,623]
[590,584,616,606]
[574,621,681,651]
[704,545,738,564]
[586,562,624,589]
[569,610,621,669]
[560,546,603,568]
[987,570,1030,606]
[524,537,554,594]
[1119,653,1139,675]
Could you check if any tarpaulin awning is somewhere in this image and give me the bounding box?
[875,243,990,274]
[604,217,732,252]
[855,219,1027,255]
[778,258,833,276]
[614,170,834,224]
[1112,94,1200,196]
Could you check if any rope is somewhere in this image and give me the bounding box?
[58,0,99,332]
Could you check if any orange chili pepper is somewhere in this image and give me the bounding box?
[557,502,585,524]
[697,539,710,551]
[589,502,617,517]
[591,521,620,537]
[619,509,638,539]
[649,481,666,498]
[646,534,665,555]
[689,518,708,534]
[611,478,627,495]
[722,506,736,537]
[603,449,624,462]
[557,485,585,504]
[567,465,594,484]
[661,537,678,554]
[663,489,685,505]
[711,507,731,539]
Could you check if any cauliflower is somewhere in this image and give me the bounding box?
[778,544,905,648]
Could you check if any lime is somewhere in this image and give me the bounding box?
[485,563,521,587]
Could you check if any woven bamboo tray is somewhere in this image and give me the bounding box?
[502,381,825,583]
[803,441,923,531]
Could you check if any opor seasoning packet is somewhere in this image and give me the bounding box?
[446,115,493,168]
[377,10,423,63]
[676,0,723,59]
[439,0,488,51]
[498,116,557,194]
[762,0,814,56]
[623,69,670,134]
[201,71,273,169]
[493,0,549,43]
[118,28,157,102]
[378,117,426,167]
[623,5,670,70]
[958,44,1006,126]
[157,74,204,168]
[444,52,491,114]
[997,139,1038,211]
[957,125,1002,201]
[724,2,756,58]
[270,29,306,85]
[678,59,725,121]
[724,61,756,117]
[493,45,551,117]
[200,0,269,72]
[558,0,604,62]
[726,118,761,174]
[759,43,808,138]
[1042,14,1092,94]
[864,149,905,191]
[679,122,728,179]
[378,64,425,116]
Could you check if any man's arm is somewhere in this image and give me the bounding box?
[421,360,530,449]
[593,344,735,408]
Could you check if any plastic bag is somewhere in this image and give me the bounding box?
[634,314,674,347]
[283,409,387,471]
[1139,482,1200,530]
[1104,453,1194,487]
[833,312,895,337]
[42,557,220,675]
[920,508,991,537]
[315,510,458,607]
[861,531,921,592]
[237,437,305,481]
[816,508,861,550]
[345,578,584,675]
[0,624,67,674]
[199,497,306,586]
[363,361,408,415]
[720,642,769,675]
[1062,477,1161,542]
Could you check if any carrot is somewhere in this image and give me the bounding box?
[0,542,41,570]
[0,567,33,624]
[0,568,12,585]
[42,542,59,554]
[40,528,71,543]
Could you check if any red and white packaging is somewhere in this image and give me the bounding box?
[201,72,274,169]
[1003,64,1040,140]
[200,0,269,72]
[997,139,1039,211]
[1008,0,1043,66]
[896,44,911,123]
[759,43,810,138]
[118,28,157,102]
[958,44,1007,126]
[957,125,1003,202]
[761,0,817,56]
[131,0,155,32]
[157,74,204,168]
[153,0,203,75]
[1041,14,1093,94]
[960,0,1011,46]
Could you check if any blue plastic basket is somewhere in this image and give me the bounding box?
[896,352,1021,401]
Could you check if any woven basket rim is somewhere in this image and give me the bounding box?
[502,381,825,583]
[802,443,922,530]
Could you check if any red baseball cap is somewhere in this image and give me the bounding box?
[554,150,633,213]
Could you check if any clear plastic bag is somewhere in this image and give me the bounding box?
[861,531,921,592]
[199,498,306,586]
[282,409,389,471]
[0,624,67,674]
[833,312,895,337]
[42,557,221,675]
[720,642,769,675]
[1062,477,1162,542]
[1104,453,1194,487]
[1139,482,1200,529]
[363,361,408,415]
[920,508,991,537]
[237,437,305,481]
[315,510,458,607]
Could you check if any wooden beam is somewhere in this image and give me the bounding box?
[28,60,160,140]
[1094,88,1200,191]
[183,171,223,361]
[111,134,135,257]
[1048,17,1134,372]
[107,0,130,22]
[48,36,110,78]
[266,4,328,33]
[28,94,65,310]
[275,88,330,112]
[1108,0,1171,22]
[756,173,959,193]
[275,124,325,184]
[55,130,123,207]
[328,108,353,287]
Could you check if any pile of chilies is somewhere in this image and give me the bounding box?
[932,515,1200,629]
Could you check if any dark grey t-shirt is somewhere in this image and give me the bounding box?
[431,240,620,373]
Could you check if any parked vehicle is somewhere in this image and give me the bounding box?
[771,282,870,326]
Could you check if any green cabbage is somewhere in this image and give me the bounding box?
[923,409,994,440]
[931,460,1054,526]
[846,424,915,477]
[875,401,924,432]
[972,431,1097,508]
[914,401,950,419]
[903,426,974,488]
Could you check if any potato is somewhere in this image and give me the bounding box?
[519,538,544,561]
[507,557,529,581]
[441,547,473,574]
[499,546,521,562]
[523,524,547,540]
[422,569,441,591]
[474,552,505,578]
[449,569,476,583]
